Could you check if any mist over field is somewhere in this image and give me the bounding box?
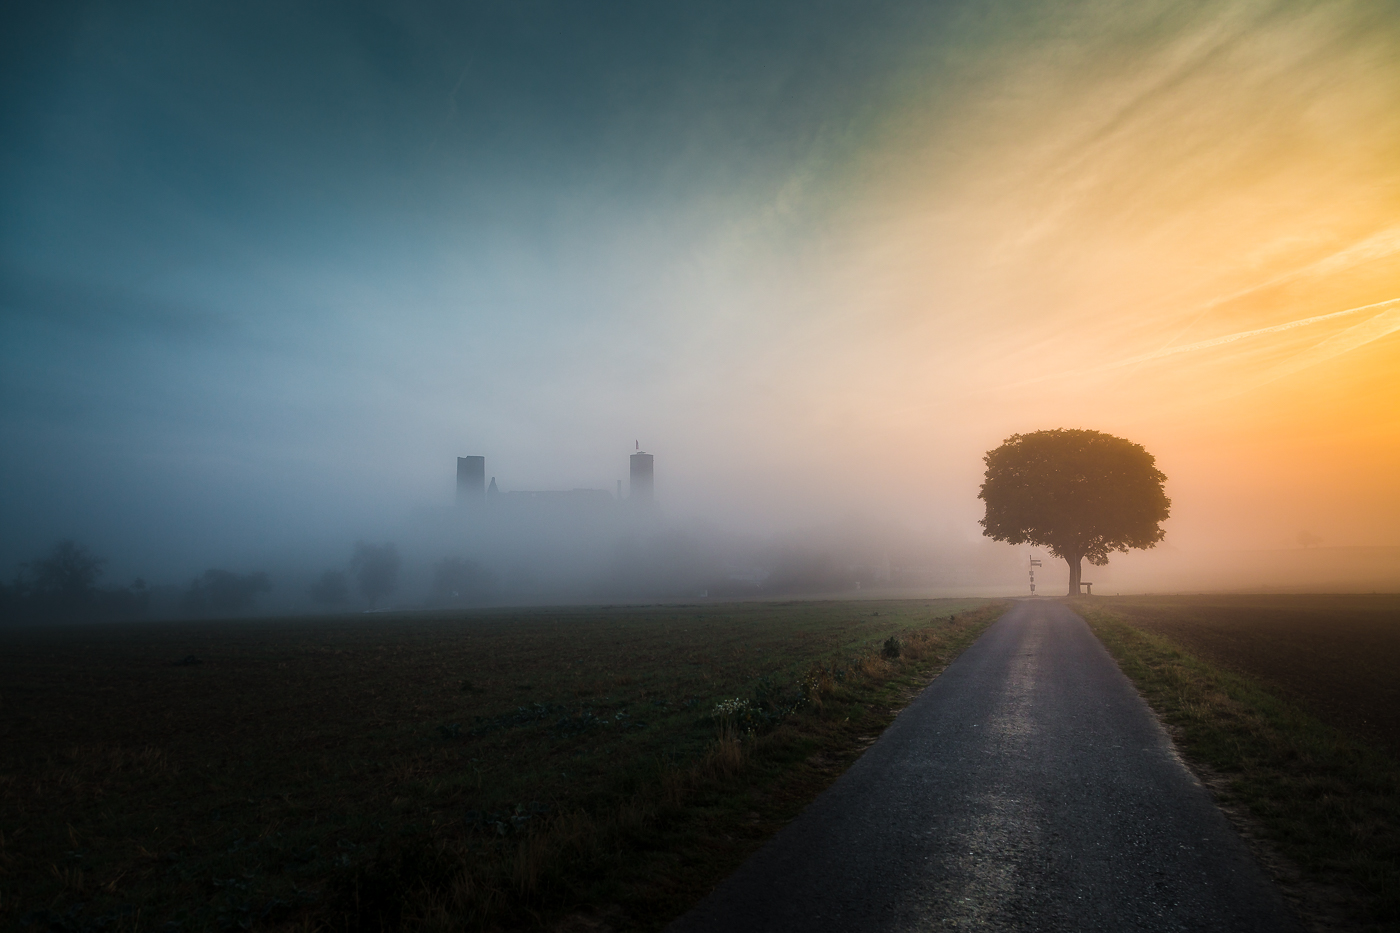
[3,0,1399,615]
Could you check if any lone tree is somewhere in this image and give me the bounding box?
[978,429,1170,595]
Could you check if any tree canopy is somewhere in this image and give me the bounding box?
[978,429,1170,594]
[24,540,104,603]
[4,540,148,623]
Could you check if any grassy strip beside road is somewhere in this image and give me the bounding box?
[2,599,1006,932]
[1080,602,1400,931]
[1078,595,1400,755]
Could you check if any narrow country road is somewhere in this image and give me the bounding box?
[670,600,1301,932]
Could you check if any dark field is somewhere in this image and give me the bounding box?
[0,598,1003,932]
[1090,594,1400,754]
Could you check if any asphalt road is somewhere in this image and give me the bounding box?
[670,599,1301,932]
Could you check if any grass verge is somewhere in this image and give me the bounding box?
[1079,601,1400,931]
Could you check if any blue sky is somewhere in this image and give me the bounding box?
[0,0,978,573]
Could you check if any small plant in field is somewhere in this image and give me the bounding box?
[709,698,767,736]
[710,697,753,720]
[705,726,747,779]
[881,636,902,659]
[711,677,802,734]
[799,667,836,707]
[753,676,798,714]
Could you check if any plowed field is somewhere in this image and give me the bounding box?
[1088,594,1400,754]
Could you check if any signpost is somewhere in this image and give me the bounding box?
[1028,556,1042,595]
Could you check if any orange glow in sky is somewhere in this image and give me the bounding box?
[657,0,1400,560]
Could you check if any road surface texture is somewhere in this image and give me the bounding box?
[670,599,1301,932]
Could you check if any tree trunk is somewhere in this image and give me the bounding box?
[1066,553,1082,596]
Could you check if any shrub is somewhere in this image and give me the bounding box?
[182,569,271,616]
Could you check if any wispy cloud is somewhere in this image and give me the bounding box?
[1099,298,1400,371]
[1159,226,1400,342]
[1258,301,1400,386]
[993,298,1400,391]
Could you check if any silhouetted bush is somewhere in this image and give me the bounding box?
[181,569,271,617]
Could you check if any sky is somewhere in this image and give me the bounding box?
[2,0,1398,589]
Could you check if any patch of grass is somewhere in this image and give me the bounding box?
[1080,601,1400,931]
[1,598,1005,931]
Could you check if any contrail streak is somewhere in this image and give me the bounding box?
[994,297,1400,391]
[1158,226,1400,343]
[1098,297,1400,371]
[1258,301,1400,386]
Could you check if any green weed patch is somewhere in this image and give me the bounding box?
[1081,601,1400,931]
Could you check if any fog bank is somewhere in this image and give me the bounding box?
[3,0,1397,608]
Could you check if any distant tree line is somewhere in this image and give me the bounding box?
[3,537,502,624]
[179,569,271,617]
[305,543,496,611]
[0,540,277,625]
[0,540,149,624]
[3,533,907,624]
